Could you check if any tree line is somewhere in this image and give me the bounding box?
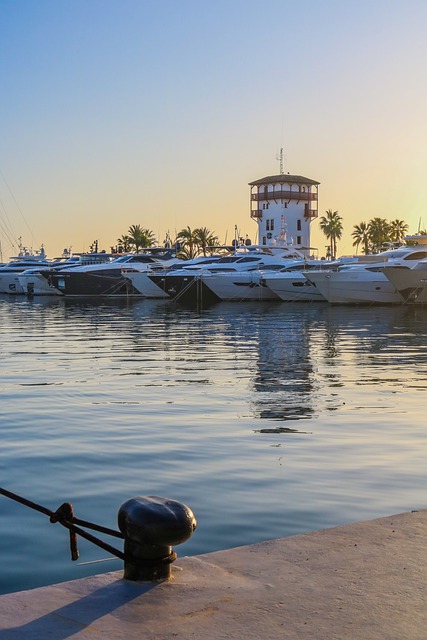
[113,225,220,259]
[113,213,420,261]
[319,209,420,258]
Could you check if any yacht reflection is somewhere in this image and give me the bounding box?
[5,296,424,425]
[243,302,424,423]
[248,303,319,421]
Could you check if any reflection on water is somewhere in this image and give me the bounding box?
[0,295,426,594]
[252,304,317,421]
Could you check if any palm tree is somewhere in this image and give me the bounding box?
[351,222,370,255]
[367,218,391,253]
[175,245,197,260]
[127,225,156,252]
[389,219,409,244]
[194,227,219,256]
[176,226,199,259]
[116,235,132,253]
[319,209,343,259]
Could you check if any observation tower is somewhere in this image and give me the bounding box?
[249,150,319,256]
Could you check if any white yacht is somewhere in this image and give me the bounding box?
[261,261,341,302]
[18,253,112,296]
[0,246,51,294]
[142,255,225,302]
[121,257,190,299]
[150,247,305,305]
[41,249,179,297]
[383,257,427,304]
[304,238,427,304]
[200,257,310,302]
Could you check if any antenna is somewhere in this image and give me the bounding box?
[276,147,284,175]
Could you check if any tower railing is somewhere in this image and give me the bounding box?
[251,190,318,202]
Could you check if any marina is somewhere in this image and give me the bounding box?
[1,295,426,596]
[2,5,427,636]
[1,170,427,605]
[2,169,427,306]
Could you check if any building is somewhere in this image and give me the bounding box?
[249,168,319,257]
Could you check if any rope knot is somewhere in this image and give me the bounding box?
[50,502,79,560]
[49,502,74,524]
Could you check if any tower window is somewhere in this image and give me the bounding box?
[297,236,302,244]
[297,219,302,231]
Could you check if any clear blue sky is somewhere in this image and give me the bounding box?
[1,0,427,257]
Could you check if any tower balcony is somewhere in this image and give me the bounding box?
[251,190,318,202]
[304,208,318,219]
[250,209,263,219]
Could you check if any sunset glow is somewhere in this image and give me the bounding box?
[1,0,426,259]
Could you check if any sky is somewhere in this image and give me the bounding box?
[1,0,427,259]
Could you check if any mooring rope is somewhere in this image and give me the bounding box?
[0,486,125,562]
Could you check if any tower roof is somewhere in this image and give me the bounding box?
[249,174,320,187]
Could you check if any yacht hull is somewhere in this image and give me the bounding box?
[123,271,170,298]
[0,273,25,294]
[305,271,401,304]
[383,266,427,303]
[262,272,324,302]
[201,272,279,301]
[48,271,141,296]
[19,272,64,296]
[149,274,220,306]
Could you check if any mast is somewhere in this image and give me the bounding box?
[276,147,284,175]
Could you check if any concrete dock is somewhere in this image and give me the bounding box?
[0,509,425,639]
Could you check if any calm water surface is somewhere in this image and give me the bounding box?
[0,295,426,594]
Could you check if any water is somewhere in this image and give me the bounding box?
[0,295,426,595]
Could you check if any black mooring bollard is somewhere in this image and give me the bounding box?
[117,495,197,582]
